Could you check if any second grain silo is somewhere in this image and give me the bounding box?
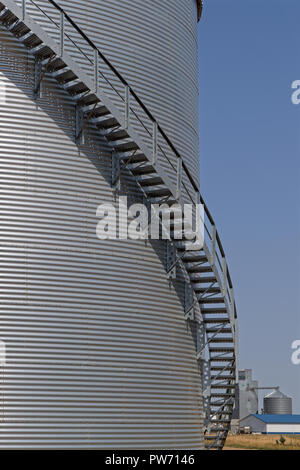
[264,389,293,415]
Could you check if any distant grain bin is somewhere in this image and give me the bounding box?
[263,389,293,415]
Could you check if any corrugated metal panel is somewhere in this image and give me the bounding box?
[0,23,204,449]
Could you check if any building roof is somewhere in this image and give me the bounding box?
[253,414,300,424]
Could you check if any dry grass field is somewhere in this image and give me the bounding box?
[224,434,300,450]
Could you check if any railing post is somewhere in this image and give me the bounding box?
[234,317,239,380]
[60,11,65,58]
[94,49,98,94]
[229,288,235,324]
[210,224,216,265]
[152,121,157,166]
[22,0,26,21]
[222,257,227,298]
[124,85,130,130]
[176,157,182,200]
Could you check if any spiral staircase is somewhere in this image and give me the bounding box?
[0,0,238,450]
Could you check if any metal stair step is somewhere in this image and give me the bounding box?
[195,288,221,295]
[183,254,207,263]
[65,81,89,96]
[199,297,224,304]
[211,375,235,381]
[210,414,232,420]
[209,337,233,343]
[77,93,99,107]
[46,57,66,72]
[210,346,234,352]
[144,187,171,198]
[33,44,53,59]
[211,384,236,390]
[211,401,234,407]
[192,276,217,284]
[22,33,42,49]
[208,328,232,334]
[210,358,235,364]
[10,20,30,38]
[210,364,235,370]
[115,141,139,153]
[203,318,230,325]
[211,393,235,398]
[130,164,155,176]
[0,8,17,26]
[205,432,227,437]
[96,117,119,130]
[177,241,201,252]
[138,176,163,187]
[89,105,110,117]
[121,153,147,165]
[206,427,228,432]
[106,129,129,142]
[210,359,235,366]
[187,265,212,274]
[53,68,77,84]
[151,198,178,207]
[202,307,227,314]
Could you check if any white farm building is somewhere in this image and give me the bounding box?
[240,414,300,434]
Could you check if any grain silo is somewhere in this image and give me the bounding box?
[0,0,238,449]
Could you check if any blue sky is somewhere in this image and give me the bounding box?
[198,0,300,412]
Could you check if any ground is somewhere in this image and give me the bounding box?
[224,434,300,450]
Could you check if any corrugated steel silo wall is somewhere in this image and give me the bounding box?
[0,0,204,449]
